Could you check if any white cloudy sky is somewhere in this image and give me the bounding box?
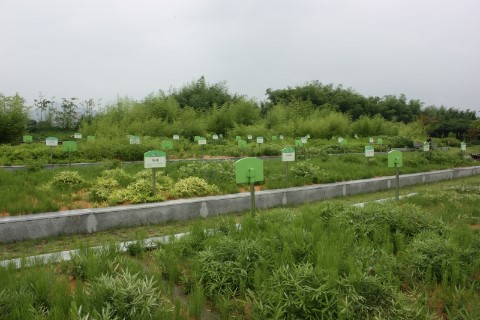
[1,0,479,112]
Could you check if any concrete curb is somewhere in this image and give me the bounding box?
[1,166,480,243]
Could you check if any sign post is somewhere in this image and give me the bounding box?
[144,150,166,194]
[62,141,77,167]
[198,137,207,158]
[294,139,303,160]
[235,157,264,213]
[461,142,466,158]
[238,139,247,155]
[365,145,374,165]
[23,135,33,144]
[388,150,403,200]
[282,147,295,182]
[46,137,58,159]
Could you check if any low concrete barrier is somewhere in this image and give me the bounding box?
[1,166,480,243]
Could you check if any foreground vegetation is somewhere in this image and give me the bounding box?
[1,176,480,319]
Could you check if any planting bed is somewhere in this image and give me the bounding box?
[0,147,475,216]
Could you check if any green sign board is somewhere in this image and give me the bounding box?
[162,140,174,150]
[235,157,264,184]
[87,136,96,142]
[295,139,303,147]
[194,136,201,141]
[272,135,277,141]
[62,141,77,152]
[235,136,242,142]
[23,135,33,143]
[377,138,383,145]
[388,150,403,167]
[341,139,348,145]
[144,150,166,168]
[238,139,247,148]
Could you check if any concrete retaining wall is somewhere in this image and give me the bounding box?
[1,166,480,243]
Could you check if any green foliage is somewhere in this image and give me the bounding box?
[49,170,85,190]
[250,263,338,319]
[176,160,235,183]
[82,265,173,319]
[0,93,29,144]
[171,177,219,198]
[171,76,236,110]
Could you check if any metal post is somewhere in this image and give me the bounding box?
[285,162,288,182]
[395,165,400,200]
[68,150,71,168]
[250,178,255,213]
[152,168,157,194]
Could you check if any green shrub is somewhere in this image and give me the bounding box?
[250,263,338,319]
[176,160,235,183]
[49,170,85,189]
[171,177,219,198]
[89,177,119,202]
[81,265,173,319]
[388,136,414,148]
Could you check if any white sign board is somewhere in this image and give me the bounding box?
[301,137,307,144]
[144,156,166,168]
[46,138,58,147]
[365,148,374,157]
[130,137,140,144]
[212,134,219,140]
[423,143,430,152]
[279,135,284,140]
[173,135,179,140]
[256,137,264,144]
[74,133,82,139]
[248,135,253,140]
[338,137,343,143]
[282,152,295,162]
[369,138,374,143]
[461,143,466,151]
[198,138,207,145]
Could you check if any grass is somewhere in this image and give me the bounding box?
[1,175,480,319]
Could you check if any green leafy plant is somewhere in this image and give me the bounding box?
[171,177,219,198]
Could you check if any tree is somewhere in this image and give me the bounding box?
[171,76,236,110]
[55,97,78,130]
[0,93,29,143]
[33,92,55,125]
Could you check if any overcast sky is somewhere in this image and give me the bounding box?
[1,0,479,113]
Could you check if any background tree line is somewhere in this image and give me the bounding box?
[1,77,478,144]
